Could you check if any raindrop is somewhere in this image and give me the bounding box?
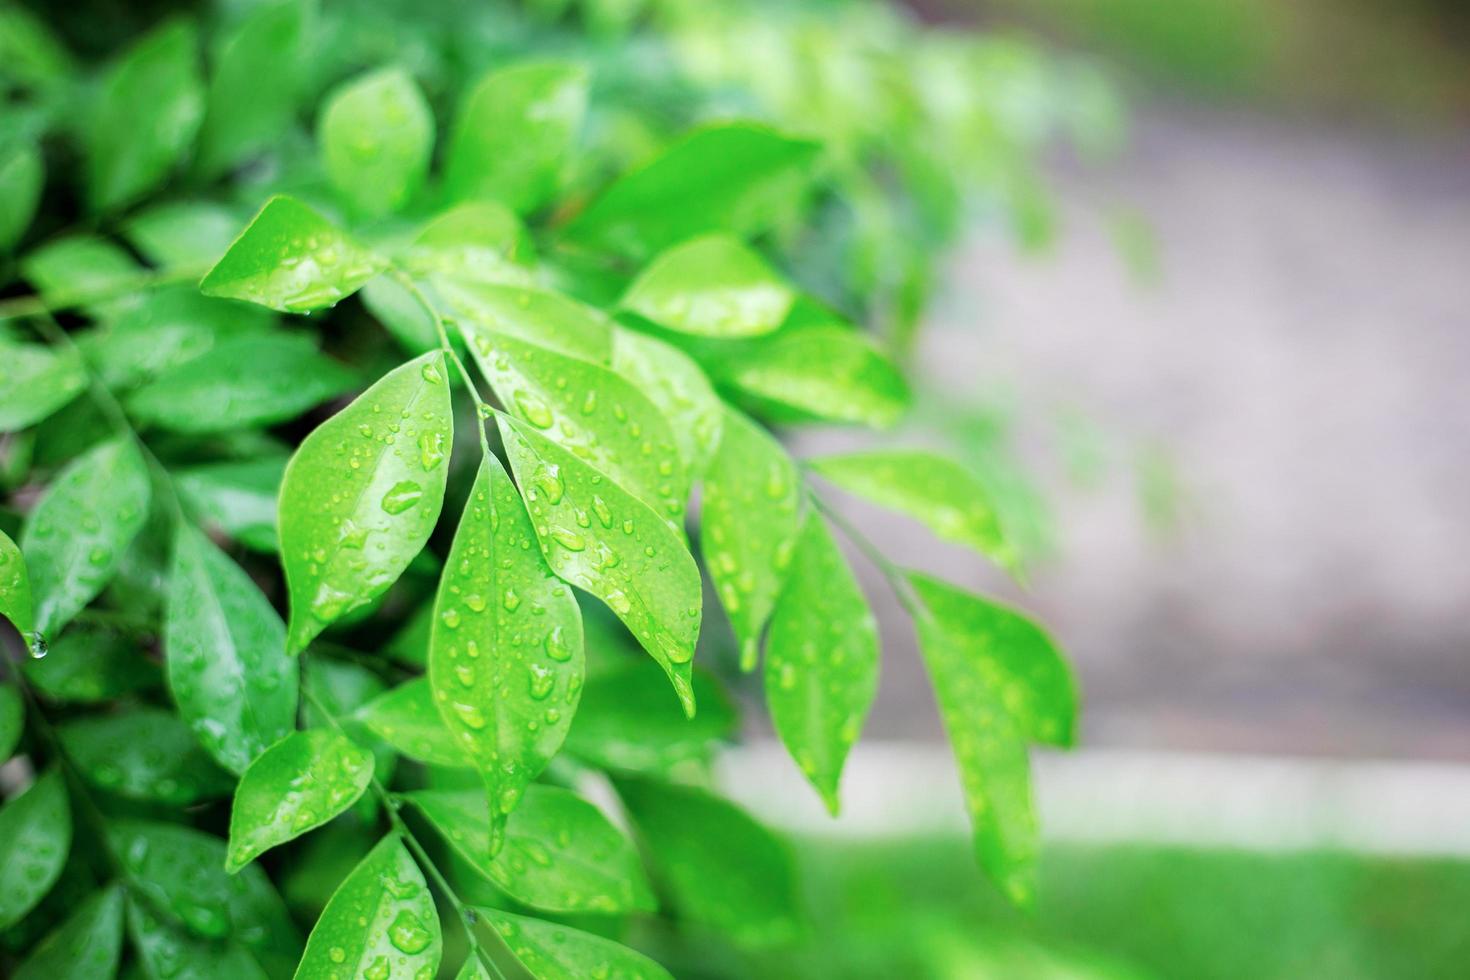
[381,481,424,514]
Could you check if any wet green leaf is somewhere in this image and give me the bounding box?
[0,767,71,929]
[429,454,584,828]
[196,0,309,176]
[563,659,736,774]
[611,327,723,476]
[0,339,87,431]
[125,200,246,269]
[622,234,794,338]
[227,729,375,872]
[84,18,203,212]
[356,677,469,767]
[165,523,298,773]
[279,351,452,654]
[445,61,588,215]
[722,325,910,428]
[295,835,441,980]
[320,67,434,218]
[0,138,42,251]
[200,195,387,313]
[441,283,611,363]
[20,437,150,637]
[0,527,33,635]
[57,706,233,804]
[0,683,20,761]
[765,513,878,814]
[12,884,124,980]
[24,624,161,702]
[499,416,701,716]
[408,783,653,914]
[810,450,1019,573]
[174,454,289,552]
[126,896,269,980]
[477,907,673,980]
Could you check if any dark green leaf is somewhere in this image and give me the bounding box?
[196,0,309,176]
[24,624,161,702]
[174,454,288,552]
[478,907,673,980]
[0,526,34,635]
[319,67,434,218]
[356,678,469,767]
[440,282,610,363]
[278,351,452,654]
[57,706,233,804]
[0,767,71,929]
[0,339,86,431]
[0,683,20,761]
[126,897,268,980]
[12,885,124,980]
[0,138,42,251]
[611,327,723,476]
[621,234,794,338]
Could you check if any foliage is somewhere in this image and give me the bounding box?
[0,0,1094,976]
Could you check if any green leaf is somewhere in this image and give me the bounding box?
[0,339,86,431]
[57,706,233,804]
[279,351,453,654]
[126,897,269,980]
[0,683,20,761]
[0,767,71,929]
[615,775,798,946]
[408,784,653,913]
[226,729,375,872]
[0,138,42,251]
[440,283,611,363]
[764,513,878,814]
[0,526,34,635]
[165,523,298,773]
[12,885,124,980]
[700,407,801,669]
[24,624,161,702]
[564,659,735,773]
[445,61,588,215]
[200,195,387,313]
[566,123,820,260]
[125,333,356,433]
[356,677,469,767]
[295,835,441,980]
[196,0,310,176]
[477,908,673,980]
[429,454,583,827]
[20,234,140,319]
[810,450,1019,573]
[174,454,288,552]
[721,325,910,428]
[84,17,203,212]
[498,416,701,716]
[20,437,150,637]
[611,327,723,476]
[124,200,250,270]
[320,67,434,218]
[467,330,688,522]
[621,234,794,338]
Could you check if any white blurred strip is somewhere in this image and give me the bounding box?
[715,742,1470,856]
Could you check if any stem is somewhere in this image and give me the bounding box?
[807,488,928,620]
[388,269,497,444]
[0,265,209,322]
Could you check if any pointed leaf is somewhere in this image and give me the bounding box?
[0,339,85,431]
[622,234,794,338]
[477,908,674,980]
[0,527,33,635]
[439,283,611,363]
[356,678,470,767]
[279,351,452,654]
[24,624,161,702]
[295,835,441,980]
[196,0,309,176]
[498,417,701,715]
[20,437,150,637]
[226,729,375,872]
[12,885,124,980]
[165,524,298,773]
[0,768,71,928]
[57,706,233,804]
[429,455,584,825]
[320,67,434,218]
[765,513,878,814]
[126,897,268,980]
[723,325,910,428]
[200,195,387,313]
[0,139,43,251]
[611,327,723,476]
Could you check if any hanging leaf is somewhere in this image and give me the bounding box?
[0,139,43,251]
[0,339,85,431]
[429,454,584,828]
[563,659,736,774]
[0,527,34,636]
[721,325,910,428]
[810,450,1019,574]
[23,624,161,702]
[200,195,387,313]
[319,67,434,218]
[611,328,723,477]
[621,234,794,338]
[408,784,653,913]
[126,897,269,980]
[0,768,71,929]
[295,835,441,980]
[477,908,674,980]
[12,884,124,980]
[444,61,588,215]
[57,706,233,804]
[356,678,469,767]
[764,513,878,814]
[174,454,289,552]
[498,416,701,716]
[700,407,801,670]
[226,729,375,872]
[20,437,150,637]
[439,283,611,363]
[278,351,453,654]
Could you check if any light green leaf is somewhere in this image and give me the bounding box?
[200,195,387,313]
[302,657,397,821]
[615,775,798,946]
[765,513,878,814]
[404,201,536,289]
[0,683,20,761]
[84,17,203,212]
[174,454,288,552]
[565,123,820,260]
[126,897,268,980]
[356,678,468,767]
[440,283,611,363]
[126,333,356,433]
[12,885,124,980]
[477,908,673,980]
[408,784,653,914]
[360,276,440,355]
[810,450,1019,573]
[0,767,71,929]
[196,0,309,176]
[320,67,434,218]
[20,234,141,319]
[295,835,441,980]
[0,527,34,635]
[611,327,723,476]
[445,61,588,215]
[165,523,297,773]
[700,407,800,669]
[20,437,150,637]
[498,416,701,716]
[124,200,248,269]
[24,624,161,702]
[454,957,490,980]
[429,454,583,827]
[226,729,375,872]
[0,339,86,431]
[0,138,42,251]
[467,330,688,522]
[57,706,233,804]
[622,234,794,338]
[279,351,452,654]
[723,325,910,428]
[563,659,735,773]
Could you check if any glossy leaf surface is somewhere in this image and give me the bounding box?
[0,527,33,635]
[57,706,233,804]
[479,908,674,980]
[356,678,469,767]
[320,67,434,218]
[622,234,793,338]
[611,328,723,477]
[441,283,611,364]
[0,768,71,929]
[722,325,910,428]
[12,885,124,980]
[126,898,269,980]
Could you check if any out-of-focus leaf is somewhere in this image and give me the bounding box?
[12,884,124,980]
[0,683,19,761]
[57,706,233,804]
[0,526,34,635]
[478,908,674,980]
[611,327,723,476]
[356,677,469,767]
[0,339,85,432]
[126,897,269,980]
[0,3,72,92]
[319,67,434,218]
[563,659,735,774]
[174,455,288,552]
[21,234,140,319]
[196,0,309,176]
[124,200,248,269]
[404,201,535,290]
[0,768,71,929]
[721,325,910,428]
[0,138,42,251]
[441,283,611,363]
[24,625,161,702]
[622,234,794,338]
